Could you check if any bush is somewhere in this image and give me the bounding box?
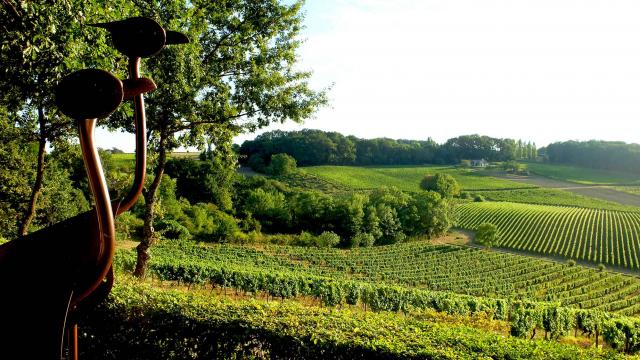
[476,223,499,248]
[350,233,375,248]
[155,220,191,241]
[459,191,472,200]
[598,263,606,272]
[115,212,144,240]
[473,194,485,202]
[315,231,340,248]
[420,173,460,198]
[247,154,267,173]
[267,153,297,175]
[567,259,576,267]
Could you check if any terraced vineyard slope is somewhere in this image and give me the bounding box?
[457,202,640,270]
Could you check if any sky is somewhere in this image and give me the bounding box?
[96,0,640,151]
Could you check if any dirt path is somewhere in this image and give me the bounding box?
[489,172,640,207]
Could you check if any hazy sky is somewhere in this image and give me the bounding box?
[97,0,640,151]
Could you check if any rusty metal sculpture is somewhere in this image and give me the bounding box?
[0,17,188,359]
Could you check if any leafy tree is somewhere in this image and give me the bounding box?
[1,0,130,236]
[126,0,327,277]
[420,173,460,198]
[267,153,297,175]
[476,222,499,248]
[409,191,453,238]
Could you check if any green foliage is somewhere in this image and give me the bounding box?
[545,140,640,177]
[509,302,542,338]
[165,155,237,211]
[475,223,499,248]
[350,233,375,248]
[240,130,520,166]
[79,279,622,360]
[247,154,267,173]
[155,220,191,241]
[316,231,341,248]
[420,173,461,198]
[115,212,144,240]
[267,153,297,175]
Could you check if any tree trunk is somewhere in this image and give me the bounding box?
[134,130,168,278]
[18,107,47,236]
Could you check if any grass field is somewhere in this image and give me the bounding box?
[110,152,200,171]
[528,163,640,185]
[457,202,640,270]
[612,186,640,196]
[301,165,536,192]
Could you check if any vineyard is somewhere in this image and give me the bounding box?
[457,202,640,270]
[473,188,640,212]
[115,240,640,316]
[301,165,535,192]
[79,278,626,359]
[527,163,640,185]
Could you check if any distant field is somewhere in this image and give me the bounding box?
[301,165,536,192]
[457,202,640,270]
[612,186,640,196]
[110,152,200,171]
[474,188,640,212]
[528,163,640,185]
[117,240,640,316]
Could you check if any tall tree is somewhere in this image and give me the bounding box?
[120,0,327,277]
[0,1,128,235]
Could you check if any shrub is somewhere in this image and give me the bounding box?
[473,194,485,202]
[459,191,472,199]
[247,154,267,173]
[475,223,499,248]
[350,233,375,248]
[598,263,606,272]
[267,153,297,175]
[567,259,576,267]
[115,212,144,240]
[315,231,340,248]
[155,220,191,241]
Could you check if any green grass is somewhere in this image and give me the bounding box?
[528,163,640,185]
[301,165,536,192]
[474,188,640,212]
[457,201,640,271]
[110,152,200,172]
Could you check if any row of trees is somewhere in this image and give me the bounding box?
[545,140,640,174]
[240,130,530,167]
[1,0,327,277]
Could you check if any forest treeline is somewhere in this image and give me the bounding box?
[545,140,640,174]
[239,129,536,168]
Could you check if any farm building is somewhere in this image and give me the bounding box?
[470,159,489,167]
